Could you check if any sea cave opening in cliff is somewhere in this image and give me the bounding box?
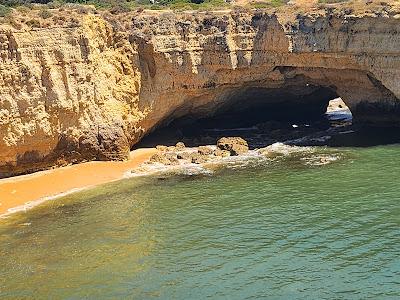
[135,86,357,150]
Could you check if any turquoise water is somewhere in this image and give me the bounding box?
[1,145,400,299]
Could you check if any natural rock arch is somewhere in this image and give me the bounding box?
[1,10,400,178]
[136,66,396,140]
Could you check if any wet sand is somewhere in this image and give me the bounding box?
[0,148,157,217]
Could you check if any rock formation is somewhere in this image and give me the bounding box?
[217,137,249,156]
[0,6,400,177]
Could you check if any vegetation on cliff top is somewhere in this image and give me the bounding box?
[0,0,230,11]
[0,0,397,28]
[0,0,312,15]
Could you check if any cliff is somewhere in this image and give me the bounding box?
[1,4,400,177]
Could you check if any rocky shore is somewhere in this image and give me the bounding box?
[1,3,400,177]
[131,115,351,177]
[148,137,249,166]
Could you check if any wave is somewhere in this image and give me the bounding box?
[0,187,88,219]
[126,143,346,181]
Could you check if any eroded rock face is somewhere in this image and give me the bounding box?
[0,16,146,176]
[1,9,400,177]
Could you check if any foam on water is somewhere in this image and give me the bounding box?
[127,143,345,181]
[1,144,399,299]
[0,187,87,219]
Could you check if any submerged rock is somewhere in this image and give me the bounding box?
[217,137,249,156]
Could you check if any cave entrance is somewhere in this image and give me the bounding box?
[326,98,353,126]
[135,86,353,149]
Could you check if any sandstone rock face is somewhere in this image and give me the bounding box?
[0,16,146,177]
[0,9,400,177]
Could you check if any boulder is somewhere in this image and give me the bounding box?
[149,152,179,165]
[166,146,176,152]
[216,137,249,156]
[164,152,179,165]
[177,151,192,160]
[198,146,213,155]
[156,145,168,152]
[191,153,209,164]
[175,142,186,150]
[214,148,231,157]
[149,152,170,164]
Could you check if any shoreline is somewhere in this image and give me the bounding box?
[0,105,353,219]
[0,148,157,218]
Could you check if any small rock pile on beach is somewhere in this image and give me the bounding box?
[148,137,249,166]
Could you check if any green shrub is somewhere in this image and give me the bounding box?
[250,0,289,8]
[1,0,51,5]
[166,0,228,10]
[0,0,233,12]
[0,4,11,16]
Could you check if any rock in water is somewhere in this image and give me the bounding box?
[150,152,170,164]
[156,145,168,152]
[191,153,209,164]
[214,149,231,157]
[198,146,213,155]
[164,152,179,165]
[177,152,192,160]
[217,137,249,156]
[175,142,186,150]
[150,152,179,165]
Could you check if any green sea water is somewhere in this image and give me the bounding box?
[1,144,399,299]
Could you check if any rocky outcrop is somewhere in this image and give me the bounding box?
[217,137,249,156]
[0,15,146,176]
[147,136,248,166]
[1,7,400,177]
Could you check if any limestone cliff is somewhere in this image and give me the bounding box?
[0,6,399,177]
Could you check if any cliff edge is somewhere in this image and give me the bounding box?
[1,2,399,177]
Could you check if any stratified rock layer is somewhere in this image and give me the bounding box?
[0,9,399,177]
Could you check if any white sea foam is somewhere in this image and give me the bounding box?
[126,160,215,178]
[0,187,87,219]
[300,154,341,166]
[258,142,313,156]
[256,142,344,167]
[1,143,346,219]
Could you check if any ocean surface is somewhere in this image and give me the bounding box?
[1,142,400,299]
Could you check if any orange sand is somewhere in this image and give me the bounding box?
[0,148,157,217]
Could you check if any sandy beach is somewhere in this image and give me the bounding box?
[0,148,157,217]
